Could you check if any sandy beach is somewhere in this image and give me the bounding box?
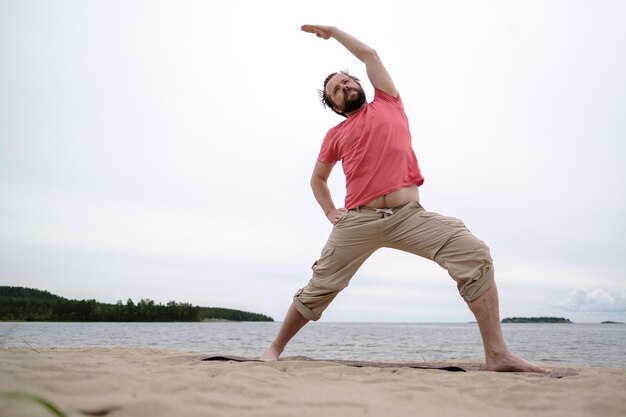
[1,347,625,417]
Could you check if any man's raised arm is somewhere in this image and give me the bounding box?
[301,25,398,97]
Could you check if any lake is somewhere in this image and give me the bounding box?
[1,321,625,367]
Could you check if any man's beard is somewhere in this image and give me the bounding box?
[342,88,366,113]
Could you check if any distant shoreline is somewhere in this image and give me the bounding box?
[501,317,572,323]
[0,286,274,322]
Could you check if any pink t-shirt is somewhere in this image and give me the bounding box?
[318,89,424,209]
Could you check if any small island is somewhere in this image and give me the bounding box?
[501,316,572,324]
[0,286,274,322]
[601,321,624,324]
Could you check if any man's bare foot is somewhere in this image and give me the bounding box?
[486,352,550,373]
[259,344,281,362]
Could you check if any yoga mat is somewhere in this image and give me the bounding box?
[201,355,578,378]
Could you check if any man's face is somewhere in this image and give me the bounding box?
[325,74,366,114]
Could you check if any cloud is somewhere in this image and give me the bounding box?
[555,288,626,313]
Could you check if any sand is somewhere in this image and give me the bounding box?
[1,347,625,417]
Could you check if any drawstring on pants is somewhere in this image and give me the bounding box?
[352,202,418,218]
[375,208,395,218]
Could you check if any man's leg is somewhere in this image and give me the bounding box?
[385,205,549,373]
[260,302,309,361]
[469,281,549,372]
[260,209,379,361]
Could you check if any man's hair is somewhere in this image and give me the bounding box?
[318,70,361,118]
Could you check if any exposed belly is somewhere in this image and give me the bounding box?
[362,184,420,209]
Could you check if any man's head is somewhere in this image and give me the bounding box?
[319,71,367,117]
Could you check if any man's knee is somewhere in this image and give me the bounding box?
[293,286,341,321]
[458,263,494,303]
[436,234,495,303]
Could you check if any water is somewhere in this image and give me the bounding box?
[1,322,625,368]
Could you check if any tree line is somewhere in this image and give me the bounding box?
[501,316,572,323]
[0,286,273,322]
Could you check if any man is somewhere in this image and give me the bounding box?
[261,25,548,373]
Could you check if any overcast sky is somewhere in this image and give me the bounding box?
[1,0,625,323]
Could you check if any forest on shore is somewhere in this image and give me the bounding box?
[0,286,273,322]
[501,317,572,323]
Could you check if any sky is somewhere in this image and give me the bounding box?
[1,0,625,323]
